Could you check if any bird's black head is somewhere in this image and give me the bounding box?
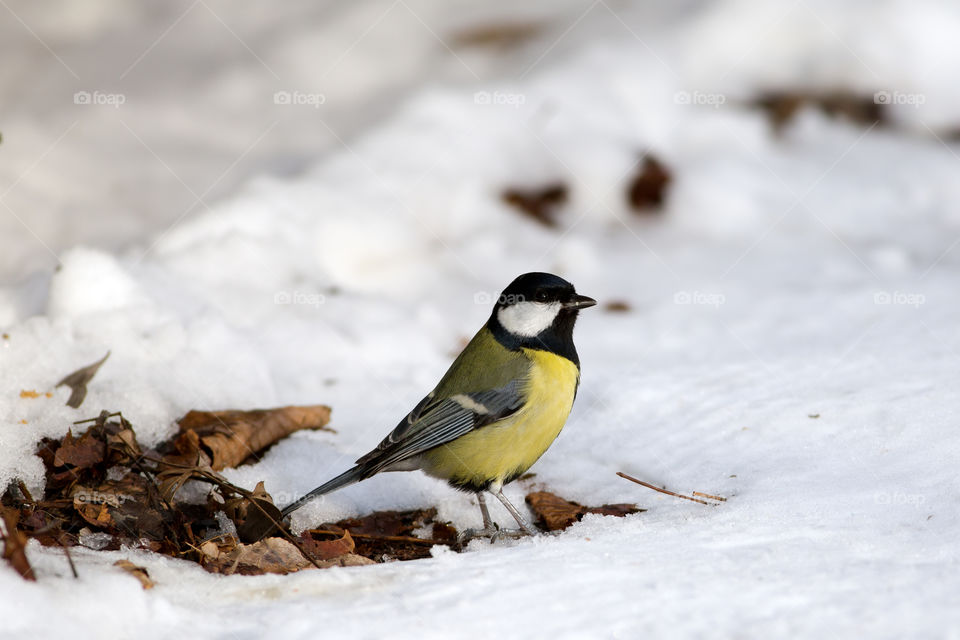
[487,272,596,365]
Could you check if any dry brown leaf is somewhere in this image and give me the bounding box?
[526,491,642,532]
[156,430,215,501]
[502,183,568,227]
[113,559,154,589]
[225,481,283,543]
[53,429,106,469]
[299,528,355,561]
[104,424,142,465]
[1,509,35,581]
[525,491,585,531]
[431,521,458,544]
[452,22,541,49]
[627,155,671,212]
[199,539,223,560]
[176,405,333,470]
[204,537,310,575]
[234,538,310,574]
[56,351,110,408]
[750,90,884,133]
[585,503,641,518]
[335,554,378,567]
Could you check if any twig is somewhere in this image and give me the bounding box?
[73,411,122,425]
[15,480,34,505]
[692,491,727,502]
[616,472,722,506]
[59,534,78,578]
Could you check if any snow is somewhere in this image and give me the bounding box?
[3,1,960,638]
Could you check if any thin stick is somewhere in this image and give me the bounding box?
[73,411,122,425]
[616,472,714,505]
[59,535,78,579]
[692,491,727,502]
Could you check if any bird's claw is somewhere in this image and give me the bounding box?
[457,523,538,544]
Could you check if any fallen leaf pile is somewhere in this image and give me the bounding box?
[2,408,641,583]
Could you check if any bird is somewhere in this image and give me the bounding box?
[281,272,596,540]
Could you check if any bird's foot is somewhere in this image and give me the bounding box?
[457,523,537,544]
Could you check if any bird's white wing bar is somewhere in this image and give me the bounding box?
[450,393,490,415]
[361,382,525,472]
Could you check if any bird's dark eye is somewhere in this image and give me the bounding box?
[534,289,550,302]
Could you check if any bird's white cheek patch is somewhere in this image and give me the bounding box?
[497,302,561,337]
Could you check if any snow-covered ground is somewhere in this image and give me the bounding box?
[3,1,960,638]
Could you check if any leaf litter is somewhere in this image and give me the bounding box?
[2,406,643,582]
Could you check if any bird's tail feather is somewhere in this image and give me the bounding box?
[280,466,365,518]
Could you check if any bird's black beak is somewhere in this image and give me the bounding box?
[563,294,597,310]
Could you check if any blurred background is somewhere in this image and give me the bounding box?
[4,0,960,287]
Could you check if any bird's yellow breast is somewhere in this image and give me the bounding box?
[420,348,580,489]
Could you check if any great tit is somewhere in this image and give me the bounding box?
[281,272,596,539]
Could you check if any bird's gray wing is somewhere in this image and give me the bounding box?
[355,380,525,471]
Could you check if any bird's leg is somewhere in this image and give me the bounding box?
[457,486,540,543]
[457,493,500,543]
[478,492,494,531]
[491,487,538,537]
